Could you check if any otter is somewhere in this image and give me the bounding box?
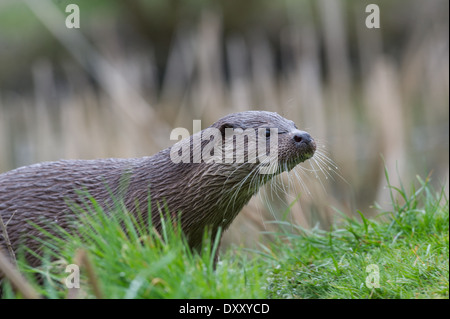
[0,111,316,268]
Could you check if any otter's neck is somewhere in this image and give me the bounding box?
[132,148,268,249]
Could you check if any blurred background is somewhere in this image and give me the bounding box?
[0,0,448,248]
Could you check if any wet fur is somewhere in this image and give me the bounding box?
[0,111,316,268]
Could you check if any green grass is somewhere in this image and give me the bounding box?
[263,174,449,299]
[3,197,266,299]
[2,172,448,299]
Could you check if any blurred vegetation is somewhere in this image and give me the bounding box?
[0,0,448,247]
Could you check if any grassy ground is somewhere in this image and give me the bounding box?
[263,173,449,298]
[2,173,448,299]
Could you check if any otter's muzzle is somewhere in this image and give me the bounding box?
[291,130,316,159]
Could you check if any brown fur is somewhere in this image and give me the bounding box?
[0,111,315,267]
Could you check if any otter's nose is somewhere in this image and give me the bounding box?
[292,130,313,145]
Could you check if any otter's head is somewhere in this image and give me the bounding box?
[164,111,318,243]
[210,111,316,174]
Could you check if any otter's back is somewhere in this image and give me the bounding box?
[0,158,147,257]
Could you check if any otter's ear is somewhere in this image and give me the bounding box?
[219,123,236,139]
